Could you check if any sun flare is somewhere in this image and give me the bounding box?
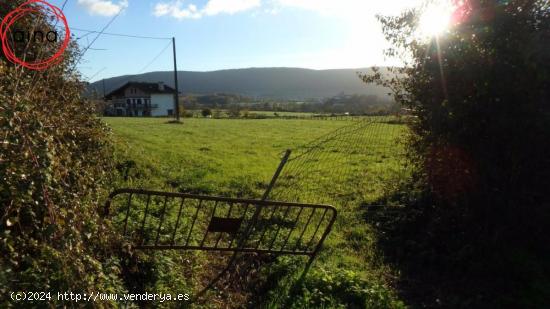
[418,1,455,38]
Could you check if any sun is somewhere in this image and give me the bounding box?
[417,1,455,39]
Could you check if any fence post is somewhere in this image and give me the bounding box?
[262,149,292,200]
[192,149,292,302]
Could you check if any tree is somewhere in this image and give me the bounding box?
[0,1,125,304]
[201,108,212,117]
[364,0,550,306]
[178,102,186,117]
[182,95,198,110]
[213,109,223,119]
[227,104,242,118]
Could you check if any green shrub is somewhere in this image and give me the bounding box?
[259,257,403,309]
[291,268,405,309]
[201,108,212,118]
[364,1,550,306]
[0,1,125,305]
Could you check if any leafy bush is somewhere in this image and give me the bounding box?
[0,1,125,305]
[364,1,550,306]
[212,109,223,119]
[258,257,403,309]
[227,105,242,118]
[201,108,212,117]
[292,269,405,309]
[183,111,195,118]
[368,0,550,231]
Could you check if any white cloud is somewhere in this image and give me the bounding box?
[272,0,422,17]
[154,0,260,20]
[153,1,201,19]
[78,0,128,17]
[153,0,425,20]
[203,0,261,16]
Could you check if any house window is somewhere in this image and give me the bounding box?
[167,109,174,116]
[126,99,131,106]
[137,99,142,105]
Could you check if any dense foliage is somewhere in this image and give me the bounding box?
[0,1,124,305]
[257,257,404,309]
[364,0,550,306]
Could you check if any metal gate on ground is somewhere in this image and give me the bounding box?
[104,188,336,258]
[103,187,337,301]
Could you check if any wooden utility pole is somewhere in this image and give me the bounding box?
[172,37,180,122]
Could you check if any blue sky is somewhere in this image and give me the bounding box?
[51,0,425,82]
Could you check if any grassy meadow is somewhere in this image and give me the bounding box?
[104,117,356,195]
[103,116,409,308]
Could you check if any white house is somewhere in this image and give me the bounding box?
[105,82,177,117]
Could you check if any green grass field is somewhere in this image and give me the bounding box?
[103,117,409,308]
[104,118,356,195]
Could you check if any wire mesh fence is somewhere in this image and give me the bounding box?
[267,115,411,208]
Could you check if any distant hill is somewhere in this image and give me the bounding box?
[88,67,391,100]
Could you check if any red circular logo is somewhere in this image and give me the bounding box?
[0,0,70,70]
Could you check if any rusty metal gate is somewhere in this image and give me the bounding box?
[104,188,336,256]
[103,150,337,301]
[104,188,336,299]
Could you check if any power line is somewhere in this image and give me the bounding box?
[75,30,95,41]
[86,66,107,82]
[70,12,176,89]
[71,27,172,40]
[74,9,123,69]
[138,40,173,73]
[61,0,69,11]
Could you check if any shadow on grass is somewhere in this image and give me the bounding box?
[365,190,550,308]
[166,120,184,124]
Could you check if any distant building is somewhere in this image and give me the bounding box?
[104,82,176,116]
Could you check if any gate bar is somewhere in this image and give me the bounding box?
[193,149,292,301]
